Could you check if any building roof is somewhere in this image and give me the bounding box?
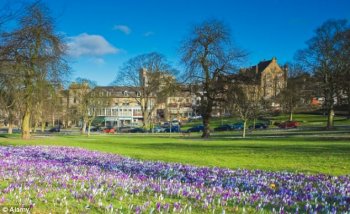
[95,86,139,92]
[242,57,276,75]
[237,57,281,84]
[95,86,141,97]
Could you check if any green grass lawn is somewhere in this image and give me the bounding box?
[270,113,350,126]
[182,113,350,130]
[1,132,349,175]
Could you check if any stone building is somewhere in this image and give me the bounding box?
[163,85,198,121]
[239,57,287,105]
[61,58,287,127]
[83,86,145,127]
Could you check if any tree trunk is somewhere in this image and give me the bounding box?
[7,113,14,134]
[242,120,247,138]
[33,120,38,133]
[8,122,13,134]
[142,110,149,129]
[52,114,55,128]
[21,109,31,139]
[327,108,334,129]
[201,97,213,138]
[41,119,46,132]
[87,121,92,137]
[81,121,87,134]
[202,114,210,138]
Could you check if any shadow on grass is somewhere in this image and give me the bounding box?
[176,127,350,141]
[117,139,350,156]
[0,134,8,138]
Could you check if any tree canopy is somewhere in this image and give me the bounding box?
[180,19,246,138]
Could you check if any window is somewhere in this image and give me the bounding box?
[106,108,111,116]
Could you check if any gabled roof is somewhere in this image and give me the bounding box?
[255,59,274,73]
[235,57,281,85]
[242,58,275,75]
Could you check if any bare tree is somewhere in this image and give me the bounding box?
[31,81,63,133]
[70,78,95,135]
[338,29,350,117]
[278,64,313,121]
[0,1,24,133]
[296,19,349,129]
[85,87,111,136]
[180,19,246,138]
[227,83,260,138]
[115,52,177,129]
[0,63,21,134]
[70,78,111,136]
[0,1,22,29]
[0,2,69,139]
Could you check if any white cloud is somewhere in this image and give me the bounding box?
[91,57,105,65]
[144,31,155,37]
[113,25,131,35]
[67,33,119,57]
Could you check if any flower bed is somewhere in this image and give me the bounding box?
[0,146,349,213]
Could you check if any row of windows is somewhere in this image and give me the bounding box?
[97,91,142,97]
[94,108,142,117]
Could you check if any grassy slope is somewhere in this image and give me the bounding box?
[1,132,349,175]
[270,114,350,126]
[182,114,350,129]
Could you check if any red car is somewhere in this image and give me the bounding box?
[278,121,300,129]
[103,127,115,133]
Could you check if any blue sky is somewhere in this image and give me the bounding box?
[40,0,350,85]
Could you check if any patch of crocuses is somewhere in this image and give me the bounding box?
[0,146,349,213]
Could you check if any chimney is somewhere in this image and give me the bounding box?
[272,57,277,63]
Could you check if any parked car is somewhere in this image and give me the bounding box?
[214,124,233,131]
[232,122,244,130]
[128,127,146,133]
[103,127,115,133]
[278,121,300,129]
[89,127,100,132]
[162,122,170,128]
[152,126,166,133]
[189,115,202,120]
[186,125,204,133]
[49,126,60,132]
[171,119,181,126]
[118,126,133,133]
[84,126,100,132]
[249,123,268,129]
[164,125,181,133]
